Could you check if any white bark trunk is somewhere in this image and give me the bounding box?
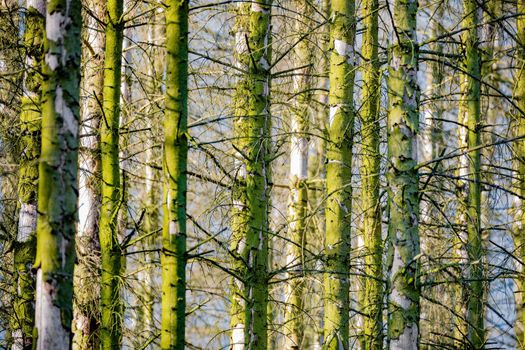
[35,270,70,349]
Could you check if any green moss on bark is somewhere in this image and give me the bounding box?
[322,0,356,348]
[99,0,124,347]
[386,0,420,348]
[160,0,189,348]
[358,0,382,348]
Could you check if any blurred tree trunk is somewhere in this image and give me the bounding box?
[99,0,124,346]
[322,0,355,347]
[230,3,250,349]
[160,0,188,347]
[358,0,382,348]
[305,0,329,347]
[137,5,163,346]
[72,1,104,348]
[34,0,82,347]
[12,1,44,348]
[516,0,525,348]
[461,0,484,347]
[385,0,420,349]
[283,0,313,347]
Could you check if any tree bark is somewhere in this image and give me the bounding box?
[99,0,124,346]
[230,0,272,348]
[72,2,104,348]
[461,1,484,347]
[12,1,44,348]
[34,0,82,347]
[358,0,382,348]
[386,0,420,349]
[161,0,188,348]
[322,0,356,347]
[283,0,313,347]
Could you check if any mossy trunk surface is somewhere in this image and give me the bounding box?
[358,0,382,348]
[160,0,188,348]
[12,1,44,349]
[386,0,420,349]
[99,0,124,347]
[322,0,355,347]
[230,0,272,348]
[230,4,249,348]
[461,1,484,347]
[34,0,82,347]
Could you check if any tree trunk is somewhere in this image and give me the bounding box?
[461,1,484,347]
[230,4,249,349]
[99,0,124,346]
[284,0,313,347]
[72,1,104,348]
[161,0,188,348]
[12,1,44,348]
[358,0,382,348]
[34,0,82,347]
[386,0,420,349]
[137,6,163,346]
[230,0,272,348]
[322,0,356,347]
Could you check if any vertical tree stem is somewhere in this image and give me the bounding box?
[323,0,356,347]
[386,0,420,349]
[161,0,189,348]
